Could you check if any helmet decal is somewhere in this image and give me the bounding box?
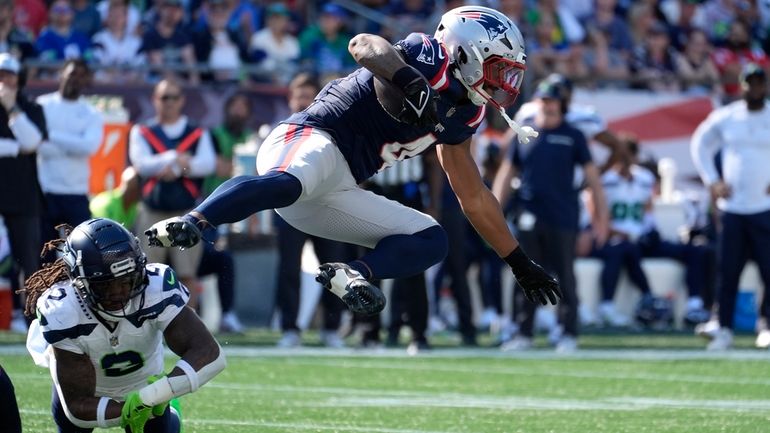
[416,34,436,66]
[456,9,511,44]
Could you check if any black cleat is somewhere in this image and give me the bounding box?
[316,263,386,316]
[144,215,202,249]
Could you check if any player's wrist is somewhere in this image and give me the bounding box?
[391,65,424,90]
[138,376,174,407]
[503,246,531,273]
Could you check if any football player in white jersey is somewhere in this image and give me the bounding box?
[22,218,226,432]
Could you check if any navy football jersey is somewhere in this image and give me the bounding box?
[283,33,485,183]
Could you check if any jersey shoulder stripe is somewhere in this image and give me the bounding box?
[42,323,98,345]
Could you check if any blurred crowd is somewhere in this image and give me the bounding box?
[0,0,768,354]
[0,0,765,100]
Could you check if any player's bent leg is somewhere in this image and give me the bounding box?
[145,172,303,248]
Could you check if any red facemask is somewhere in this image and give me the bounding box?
[474,56,526,109]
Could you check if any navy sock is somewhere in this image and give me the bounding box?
[195,172,302,226]
[355,225,448,280]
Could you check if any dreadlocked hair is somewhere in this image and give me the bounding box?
[18,224,74,317]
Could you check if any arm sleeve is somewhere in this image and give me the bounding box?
[128,125,178,177]
[690,111,724,185]
[185,130,216,177]
[10,112,43,151]
[394,33,450,90]
[0,138,20,157]
[48,108,104,156]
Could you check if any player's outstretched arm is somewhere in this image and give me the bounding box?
[349,33,407,80]
[52,347,125,428]
[436,139,562,305]
[133,307,226,408]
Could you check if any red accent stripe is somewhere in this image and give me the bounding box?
[276,126,312,171]
[181,178,200,198]
[142,178,157,197]
[429,45,450,87]
[466,106,485,127]
[139,126,167,153]
[177,128,203,153]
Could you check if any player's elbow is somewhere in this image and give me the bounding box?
[349,33,388,64]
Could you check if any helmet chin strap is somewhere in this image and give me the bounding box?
[452,68,539,144]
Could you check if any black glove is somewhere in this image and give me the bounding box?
[391,66,440,129]
[504,247,562,305]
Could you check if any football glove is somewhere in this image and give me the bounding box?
[391,66,440,129]
[504,247,562,305]
[121,392,152,433]
[144,214,202,249]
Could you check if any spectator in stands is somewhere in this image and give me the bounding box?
[95,0,141,37]
[0,0,35,62]
[0,54,46,331]
[583,0,634,59]
[274,73,348,349]
[36,59,103,244]
[140,0,200,84]
[195,0,261,50]
[691,64,770,350]
[192,0,248,83]
[674,29,719,94]
[526,12,574,80]
[248,2,299,85]
[36,0,93,68]
[661,0,706,51]
[129,78,216,308]
[381,0,435,42]
[89,166,140,230]
[629,21,680,92]
[90,165,245,334]
[13,0,46,37]
[699,0,739,44]
[712,20,768,103]
[493,77,609,352]
[591,137,708,327]
[628,2,659,48]
[92,0,145,83]
[298,3,356,83]
[204,92,253,197]
[71,0,101,37]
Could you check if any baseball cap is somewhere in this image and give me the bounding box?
[267,3,291,17]
[534,77,569,100]
[740,63,766,83]
[0,54,20,74]
[321,3,347,19]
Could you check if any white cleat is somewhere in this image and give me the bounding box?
[501,335,533,352]
[706,328,734,351]
[756,330,770,349]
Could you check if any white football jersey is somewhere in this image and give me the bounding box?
[27,263,190,398]
[602,165,656,240]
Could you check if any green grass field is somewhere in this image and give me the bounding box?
[3,332,770,433]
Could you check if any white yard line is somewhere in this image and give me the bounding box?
[205,382,770,412]
[268,358,770,387]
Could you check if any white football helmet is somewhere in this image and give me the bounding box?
[435,6,527,109]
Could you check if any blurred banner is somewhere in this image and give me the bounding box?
[572,89,716,181]
[89,123,131,195]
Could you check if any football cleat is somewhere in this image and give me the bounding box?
[144,215,202,249]
[316,263,386,316]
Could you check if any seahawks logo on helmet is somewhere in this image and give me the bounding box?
[456,9,511,44]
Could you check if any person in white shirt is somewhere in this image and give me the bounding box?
[248,3,299,85]
[691,63,770,351]
[91,0,144,83]
[129,79,216,309]
[36,59,104,245]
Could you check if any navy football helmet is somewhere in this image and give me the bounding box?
[62,218,147,317]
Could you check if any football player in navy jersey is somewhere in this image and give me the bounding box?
[145,6,561,316]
